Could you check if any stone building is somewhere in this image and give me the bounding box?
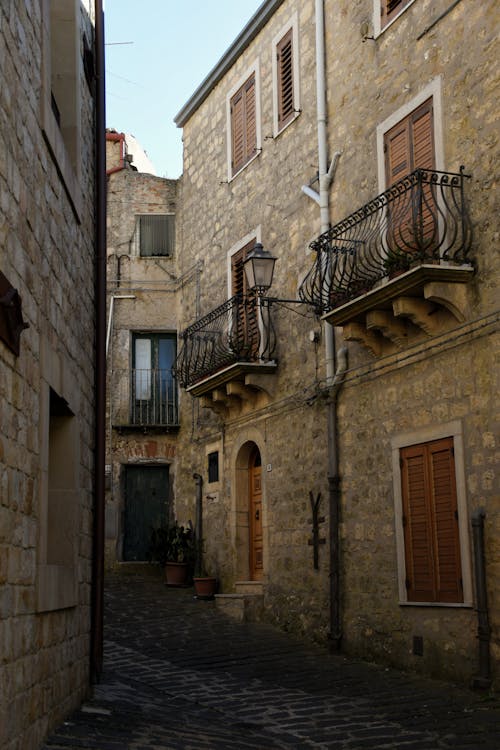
[172,0,499,688]
[0,2,105,748]
[105,131,181,565]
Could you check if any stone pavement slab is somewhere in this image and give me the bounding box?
[42,571,500,749]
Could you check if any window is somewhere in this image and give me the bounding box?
[380,0,413,30]
[230,240,259,359]
[230,73,258,176]
[208,452,219,483]
[383,98,435,251]
[132,333,178,426]
[41,0,82,214]
[37,374,79,612]
[138,215,175,257]
[273,17,299,135]
[400,437,463,603]
[384,98,434,183]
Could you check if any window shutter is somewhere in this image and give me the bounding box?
[244,76,257,164]
[410,99,434,171]
[385,119,411,184]
[231,241,259,358]
[231,89,245,173]
[230,74,256,175]
[401,444,437,602]
[401,438,462,604]
[429,439,462,603]
[277,28,294,130]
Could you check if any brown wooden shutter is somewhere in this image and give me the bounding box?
[231,88,245,174]
[277,28,294,130]
[401,443,437,602]
[230,74,256,175]
[384,99,435,253]
[231,241,259,358]
[400,437,463,603]
[244,76,256,164]
[428,439,462,603]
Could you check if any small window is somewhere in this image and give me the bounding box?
[276,29,294,130]
[381,0,413,30]
[400,437,463,603]
[208,452,219,484]
[230,74,257,176]
[138,215,175,257]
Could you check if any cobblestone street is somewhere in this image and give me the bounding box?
[42,571,500,749]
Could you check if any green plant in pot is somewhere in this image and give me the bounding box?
[149,520,196,586]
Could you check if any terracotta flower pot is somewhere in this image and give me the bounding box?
[165,561,189,586]
[193,576,217,600]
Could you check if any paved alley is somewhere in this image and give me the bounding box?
[42,571,500,750]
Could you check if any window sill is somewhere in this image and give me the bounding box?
[399,600,473,608]
[375,0,417,38]
[273,110,300,139]
[229,151,261,182]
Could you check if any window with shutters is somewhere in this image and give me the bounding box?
[227,67,260,178]
[392,423,473,608]
[230,240,260,359]
[380,0,414,31]
[273,18,299,136]
[383,98,436,255]
[137,214,175,257]
[400,438,463,603]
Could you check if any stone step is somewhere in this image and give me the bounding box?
[215,592,264,623]
[234,580,264,595]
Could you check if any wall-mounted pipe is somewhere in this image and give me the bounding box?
[193,473,204,576]
[471,509,491,689]
[301,184,321,205]
[105,294,136,357]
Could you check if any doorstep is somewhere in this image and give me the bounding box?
[215,582,264,623]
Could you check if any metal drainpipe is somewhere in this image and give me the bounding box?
[90,0,106,685]
[314,0,347,651]
[471,509,491,689]
[193,473,203,576]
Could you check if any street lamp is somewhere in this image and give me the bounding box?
[243,242,277,296]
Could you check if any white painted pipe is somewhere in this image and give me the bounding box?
[106,294,136,356]
[301,184,321,204]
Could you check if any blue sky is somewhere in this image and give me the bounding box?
[105,1,264,178]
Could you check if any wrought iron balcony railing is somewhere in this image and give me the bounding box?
[176,295,276,389]
[299,168,473,315]
[110,368,179,427]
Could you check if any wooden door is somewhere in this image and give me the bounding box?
[123,465,169,561]
[249,448,263,580]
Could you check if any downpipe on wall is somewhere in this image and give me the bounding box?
[193,473,204,577]
[471,509,491,689]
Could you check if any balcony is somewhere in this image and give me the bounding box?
[176,295,277,417]
[110,368,179,432]
[299,168,474,354]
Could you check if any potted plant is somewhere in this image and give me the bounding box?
[149,520,196,586]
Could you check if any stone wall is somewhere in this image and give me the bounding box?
[0,2,97,747]
[175,0,499,686]
[105,167,180,566]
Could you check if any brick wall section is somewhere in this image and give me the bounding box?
[175,0,499,686]
[0,2,97,747]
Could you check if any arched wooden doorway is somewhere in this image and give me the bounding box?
[248,446,263,580]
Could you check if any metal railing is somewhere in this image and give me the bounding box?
[299,168,473,315]
[110,368,179,427]
[176,295,276,389]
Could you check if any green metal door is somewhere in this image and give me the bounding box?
[123,465,169,561]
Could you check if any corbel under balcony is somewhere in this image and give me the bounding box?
[334,265,473,356]
[192,362,278,419]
